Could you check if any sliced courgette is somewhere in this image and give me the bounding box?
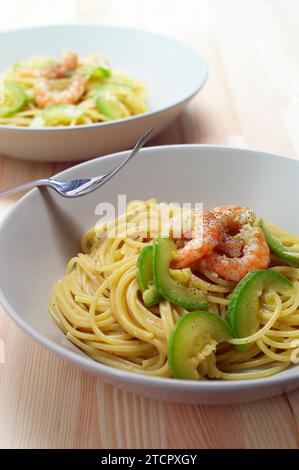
[168,311,232,379]
[137,245,161,307]
[153,238,208,310]
[227,269,294,351]
[259,219,299,268]
[30,103,85,127]
[0,81,27,117]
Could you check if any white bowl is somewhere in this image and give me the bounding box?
[1,145,299,404]
[0,24,207,162]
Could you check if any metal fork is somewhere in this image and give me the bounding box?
[0,129,153,199]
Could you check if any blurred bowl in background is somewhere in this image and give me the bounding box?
[0,24,207,161]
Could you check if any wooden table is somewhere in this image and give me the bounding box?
[1,0,299,449]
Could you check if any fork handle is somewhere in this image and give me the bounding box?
[0,179,50,197]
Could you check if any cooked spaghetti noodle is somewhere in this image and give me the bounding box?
[49,200,299,380]
[0,51,148,127]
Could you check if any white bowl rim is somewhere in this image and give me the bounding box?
[1,143,299,395]
[0,23,208,132]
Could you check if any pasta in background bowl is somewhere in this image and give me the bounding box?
[0,24,207,161]
[1,145,299,404]
[0,50,148,127]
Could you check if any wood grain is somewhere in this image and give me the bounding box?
[0,0,299,449]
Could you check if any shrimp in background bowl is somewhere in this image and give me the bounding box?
[0,49,148,127]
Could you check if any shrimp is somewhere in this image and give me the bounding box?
[199,225,270,282]
[215,232,243,258]
[17,51,78,79]
[171,211,223,269]
[211,205,256,232]
[212,205,256,258]
[171,205,255,269]
[34,75,87,108]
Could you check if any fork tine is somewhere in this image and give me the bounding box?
[89,128,153,189]
[66,128,153,197]
[0,129,153,198]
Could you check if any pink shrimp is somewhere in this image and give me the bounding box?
[17,51,78,79]
[199,225,270,282]
[211,205,256,258]
[34,75,87,108]
[171,205,255,269]
[211,205,256,232]
[215,232,243,258]
[171,211,223,269]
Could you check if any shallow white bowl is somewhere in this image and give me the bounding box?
[1,145,299,404]
[0,24,207,161]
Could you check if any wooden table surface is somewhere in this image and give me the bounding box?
[1,0,299,449]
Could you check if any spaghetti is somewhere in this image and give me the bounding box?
[0,51,148,127]
[49,200,299,380]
